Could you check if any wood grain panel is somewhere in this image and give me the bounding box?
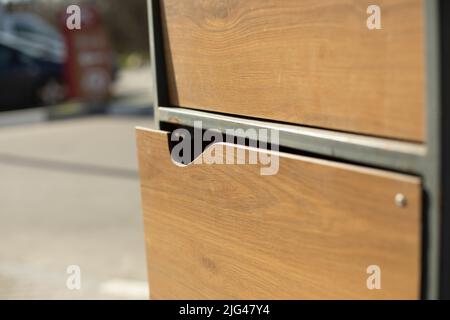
[160,0,425,142]
[137,128,421,299]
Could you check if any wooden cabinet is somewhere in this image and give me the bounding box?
[137,128,421,299]
[160,0,425,142]
[140,0,450,300]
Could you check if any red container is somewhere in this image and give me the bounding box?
[61,5,113,102]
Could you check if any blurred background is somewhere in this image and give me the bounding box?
[0,0,153,299]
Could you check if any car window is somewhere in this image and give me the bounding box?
[13,23,35,34]
[12,15,62,41]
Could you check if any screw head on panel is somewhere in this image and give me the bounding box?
[395,193,407,208]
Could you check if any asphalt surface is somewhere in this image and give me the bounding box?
[0,116,154,299]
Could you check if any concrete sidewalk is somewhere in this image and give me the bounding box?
[0,116,154,299]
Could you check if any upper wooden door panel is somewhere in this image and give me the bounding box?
[160,0,425,142]
[137,128,421,299]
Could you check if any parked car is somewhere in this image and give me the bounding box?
[0,13,66,110]
[0,40,65,110]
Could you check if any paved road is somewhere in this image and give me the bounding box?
[0,116,154,299]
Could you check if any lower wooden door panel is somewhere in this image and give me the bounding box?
[137,128,421,299]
